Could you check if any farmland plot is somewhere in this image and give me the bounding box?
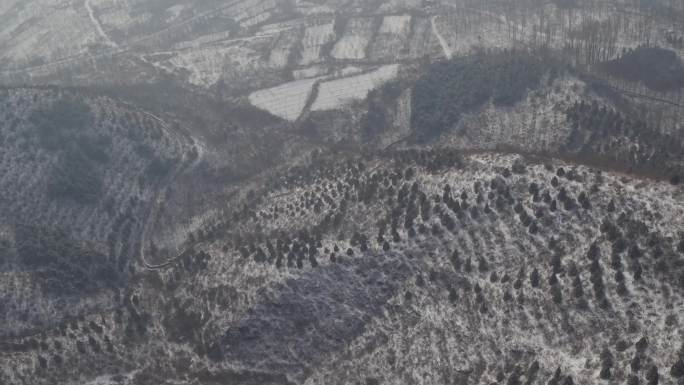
[165,48,229,87]
[92,0,201,46]
[166,39,272,88]
[369,15,412,60]
[90,0,149,37]
[258,19,307,35]
[336,66,365,76]
[311,64,399,111]
[377,0,422,12]
[298,19,336,65]
[164,4,186,23]
[229,0,279,28]
[173,30,234,50]
[0,4,100,67]
[93,0,277,49]
[544,6,660,56]
[0,0,22,16]
[407,16,441,58]
[249,77,324,121]
[331,17,376,60]
[294,1,336,15]
[435,12,511,57]
[293,65,329,79]
[269,28,304,68]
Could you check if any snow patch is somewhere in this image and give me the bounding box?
[311,64,399,111]
[293,65,329,79]
[165,4,185,23]
[249,77,324,121]
[431,15,452,59]
[299,20,336,65]
[379,15,411,35]
[331,17,375,60]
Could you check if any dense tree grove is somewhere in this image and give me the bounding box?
[47,150,104,204]
[411,50,553,142]
[2,146,681,384]
[13,225,120,296]
[29,99,110,203]
[563,101,684,179]
[600,47,684,92]
[361,81,404,142]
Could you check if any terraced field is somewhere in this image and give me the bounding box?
[249,76,323,121]
[4,0,683,105]
[310,64,400,111]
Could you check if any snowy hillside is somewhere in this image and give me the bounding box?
[1,1,683,384]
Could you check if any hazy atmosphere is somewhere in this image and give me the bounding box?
[0,0,683,384]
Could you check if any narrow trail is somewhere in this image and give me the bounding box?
[122,106,205,270]
[139,152,306,271]
[85,0,118,48]
[431,15,452,60]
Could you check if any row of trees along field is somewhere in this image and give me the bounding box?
[437,0,682,63]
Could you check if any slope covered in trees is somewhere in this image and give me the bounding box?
[12,225,120,296]
[4,150,682,385]
[600,47,684,92]
[564,99,684,180]
[28,99,110,203]
[411,51,554,142]
[1,1,684,384]
[0,87,197,338]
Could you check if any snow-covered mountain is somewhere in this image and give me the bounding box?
[0,1,683,384]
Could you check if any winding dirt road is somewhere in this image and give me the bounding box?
[85,0,118,48]
[431,16,453,60]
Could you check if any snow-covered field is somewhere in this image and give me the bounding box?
[294,0,336,15]
[1,0,680,94]
[407,16,438,58]
[249,77,323,121]
[435,12,511,58]
[293,65,329,79]
[164,4,186,23]
[166,41,270,87]
[331,17,376,60]
[231,0,278,28]
[379,14,412,35]
[377,0,422,13]
[91,0,150,38]
[298,20,336,65]
[249,63,400,119]
[173,30,234,50]
[311,64,399,111]
[268,28,303,67]
[0,4,100,67]
[369,15,412,60]
[258,19,307,35]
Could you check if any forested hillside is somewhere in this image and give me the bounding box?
[1,0,683,384]
[0,87,199,338]
[3,150,683,385]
